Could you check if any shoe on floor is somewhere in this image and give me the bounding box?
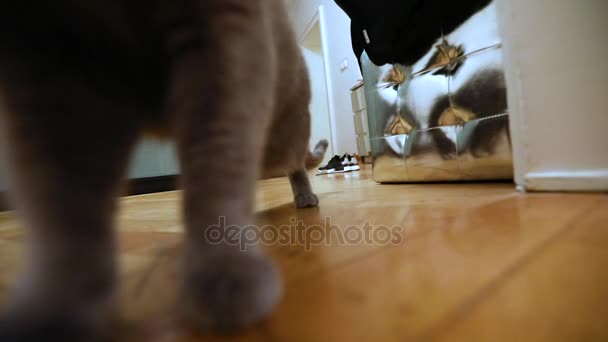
[317,155,345,174]
[338,154,351,173]
[347,155,361,171]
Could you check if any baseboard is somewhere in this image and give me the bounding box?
[0,192,10,212]
[0,175,180,212]
[523,170,608,192]
[126,175,179,196]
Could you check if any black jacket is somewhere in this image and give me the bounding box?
[335,0,492,68]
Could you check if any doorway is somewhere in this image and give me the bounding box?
[300,8,334,164]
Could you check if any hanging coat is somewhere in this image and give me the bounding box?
[334,0,492,69]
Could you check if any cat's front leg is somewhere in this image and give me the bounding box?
[0,85,139,341]
[290,169,320,208]
[169,2,282,334]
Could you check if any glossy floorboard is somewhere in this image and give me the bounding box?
[0,167,607,341]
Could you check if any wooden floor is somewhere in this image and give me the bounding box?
[1,167,607,341]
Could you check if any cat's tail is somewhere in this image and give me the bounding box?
[305,139,329,170]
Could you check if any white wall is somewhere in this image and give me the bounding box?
[287,0,361,155]
[497,0,608,191]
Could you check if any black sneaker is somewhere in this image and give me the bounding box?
[339,154,350,172]
[332,154,351,173]
[317,155,344,174]
[347,155,361,171]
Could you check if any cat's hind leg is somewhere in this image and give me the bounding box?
[0,85,139,341]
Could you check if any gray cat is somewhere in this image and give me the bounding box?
[0,0,327,340]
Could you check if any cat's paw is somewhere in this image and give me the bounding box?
[0,312,101,342]
[180,247,282,333]
[294,193,319,208]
